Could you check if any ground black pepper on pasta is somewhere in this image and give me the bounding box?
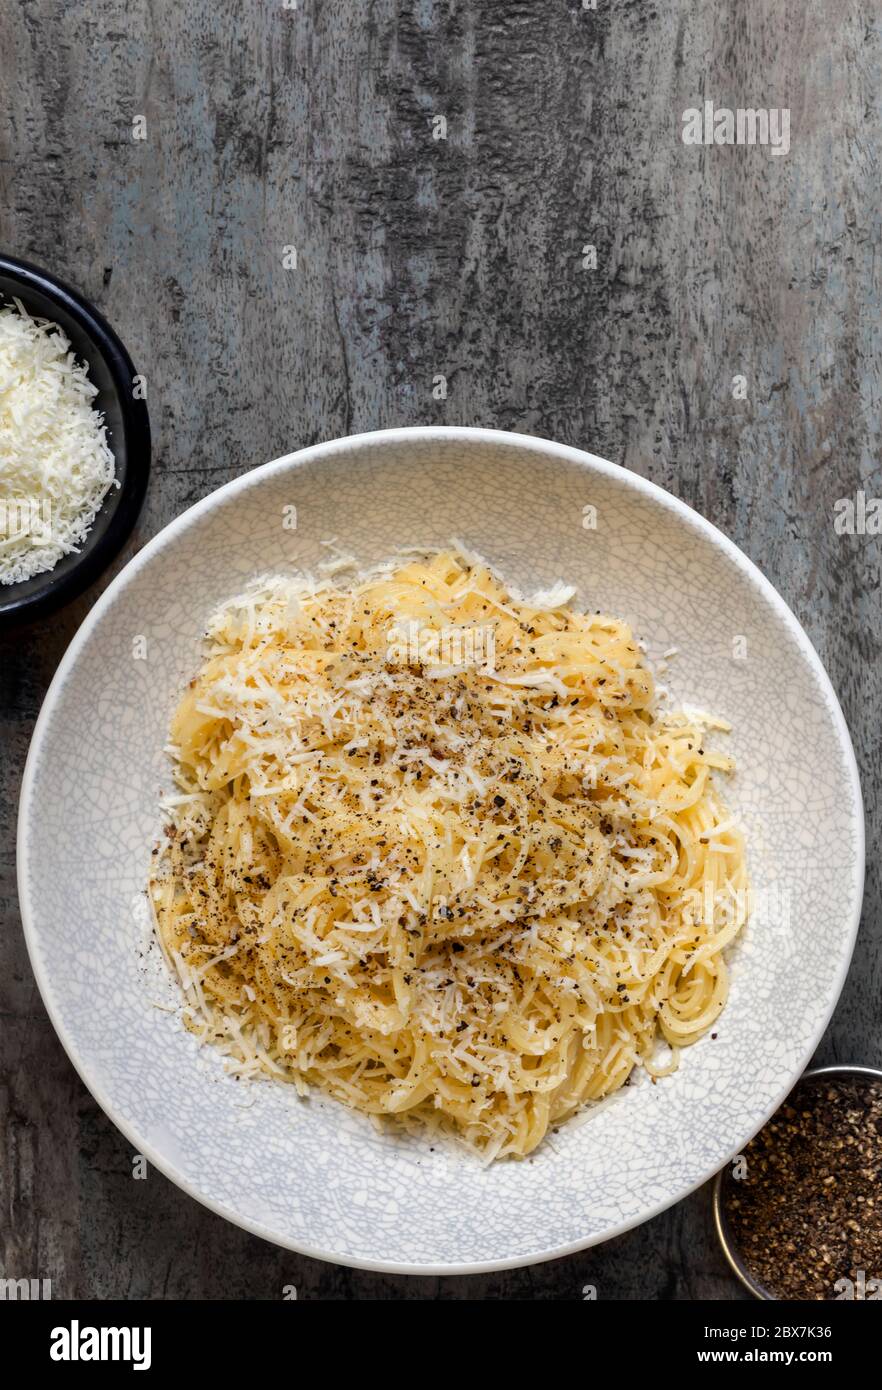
[152,552,750,1157]
[722,1074,882,1300]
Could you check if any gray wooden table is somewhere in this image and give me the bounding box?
[1,0,879,1300]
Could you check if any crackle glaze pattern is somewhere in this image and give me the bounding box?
[19,429,864,1272]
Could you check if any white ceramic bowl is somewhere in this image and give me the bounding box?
[18,427,864,1273]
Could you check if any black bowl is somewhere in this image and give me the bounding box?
[0,253,151,628]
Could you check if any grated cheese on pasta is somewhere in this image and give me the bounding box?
[150,550,749,1158]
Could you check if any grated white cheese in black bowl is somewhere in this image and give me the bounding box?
[0,299,118,586]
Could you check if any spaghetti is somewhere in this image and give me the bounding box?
[150,550,749,1158]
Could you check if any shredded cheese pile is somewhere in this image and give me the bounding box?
[0,300,116,585]
[150,550,749,1159]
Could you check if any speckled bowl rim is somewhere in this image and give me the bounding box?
[17,426,865,1274]
[713,1063,882,1300]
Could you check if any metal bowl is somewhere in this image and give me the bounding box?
[713,1063,882,1300]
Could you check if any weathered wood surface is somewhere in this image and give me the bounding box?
[1,0,879,1299]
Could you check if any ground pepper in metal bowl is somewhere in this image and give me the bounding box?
[721,1071,882,1300]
